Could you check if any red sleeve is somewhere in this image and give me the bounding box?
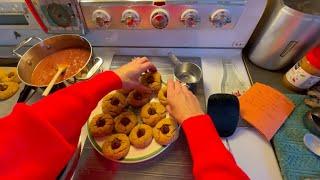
[182,114,249,180]
[0,71,122,179]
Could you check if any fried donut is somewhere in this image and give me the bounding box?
[129,124,153,148]
[102,133,130,160]
[101,91,127,117]
[153,118,179,145]
[140,102,166,127]
[114,111,138,134]
[2,70,20,83]
[127,89,151,108]
[0,82,19,100]
[89,113,114,137]
[158,85,167,105]
[140,71,162,92]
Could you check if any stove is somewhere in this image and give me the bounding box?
[0,0,283,180]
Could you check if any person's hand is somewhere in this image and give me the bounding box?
[114,57,156,92]
[166,79,205,124]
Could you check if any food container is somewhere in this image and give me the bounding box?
[12,34,103,87]
[283,45,320,92]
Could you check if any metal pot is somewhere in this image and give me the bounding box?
[168,52,202,91]
[13,34,103,87]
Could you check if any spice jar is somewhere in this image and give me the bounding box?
[283,45,320,92]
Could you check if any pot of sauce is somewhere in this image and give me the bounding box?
[12,34,103,88]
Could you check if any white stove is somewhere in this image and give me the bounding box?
[0,0,282,179]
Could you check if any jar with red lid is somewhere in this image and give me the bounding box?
[283,45,320,92]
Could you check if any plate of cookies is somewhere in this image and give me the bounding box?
[87,71,179,163]
[0,67,24,117]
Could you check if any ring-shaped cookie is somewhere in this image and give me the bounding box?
[102,133,130,160]
[2,70,20,83]
[0,82,19,100]
[127,89,151,108]
[153,118,179,145]
[114,111,138,134]
[89,113,114,137]
[102,91,127,117]
[158,85,167,105]
[129,124,153,148]
[140,71,162,92]
[140,102,166,127]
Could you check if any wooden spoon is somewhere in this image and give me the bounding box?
[42,64,68,96]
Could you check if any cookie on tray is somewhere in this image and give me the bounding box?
[89,113,114,137]
[129,124,153,149]
[158,85,168,106]
[140,102,166,127]
[101,91,127,117]
[102,133,130,160]
[114,111,138,134]
[0,81,19,101]
[1,69,21,83]
[153,118,179,146]
[127,89,151,108]
[140,71,161,93]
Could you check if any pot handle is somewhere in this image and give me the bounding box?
[77,57,103,80]
[12,36,43,58]
[168,52,182,66]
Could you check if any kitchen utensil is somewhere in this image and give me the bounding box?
[303,133,320,157]
[207,94,240,137]
[42,64,68,96]
[304,108,320,136]
[12,35,103,88]
[168,52,202,91]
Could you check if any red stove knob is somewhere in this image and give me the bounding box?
[150,9,169,29]
[181,9,200,28]
[121,9,140,28]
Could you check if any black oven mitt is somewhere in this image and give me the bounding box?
[207,93,239,137]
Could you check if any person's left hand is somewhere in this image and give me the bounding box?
[114,57,156,92]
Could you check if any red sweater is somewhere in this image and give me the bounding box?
[0,71,248,179]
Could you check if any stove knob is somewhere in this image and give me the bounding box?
[92,10,111,28]
[121,9,140,28]
[151,9,169,29]
[181,9,200,28]
[210,9,231,28]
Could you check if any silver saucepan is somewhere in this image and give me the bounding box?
[13,34,103,88]
[168,52,202,91]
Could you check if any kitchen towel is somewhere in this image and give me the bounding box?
[273,94,320,180]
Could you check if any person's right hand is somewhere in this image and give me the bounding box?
[166,79,205,125]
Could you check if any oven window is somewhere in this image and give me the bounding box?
[0,15,28,25]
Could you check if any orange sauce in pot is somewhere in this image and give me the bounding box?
[31,48,90,86]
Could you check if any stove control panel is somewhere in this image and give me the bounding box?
[80,0,246,30]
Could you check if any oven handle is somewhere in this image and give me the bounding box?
[12,36,43,58]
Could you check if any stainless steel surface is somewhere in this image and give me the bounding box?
[12,36,43,58]
[15,34,93,87]
[0,0,40,30]
[248,0,320,70]
[303,133,320,157]
[80,0,246,30]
